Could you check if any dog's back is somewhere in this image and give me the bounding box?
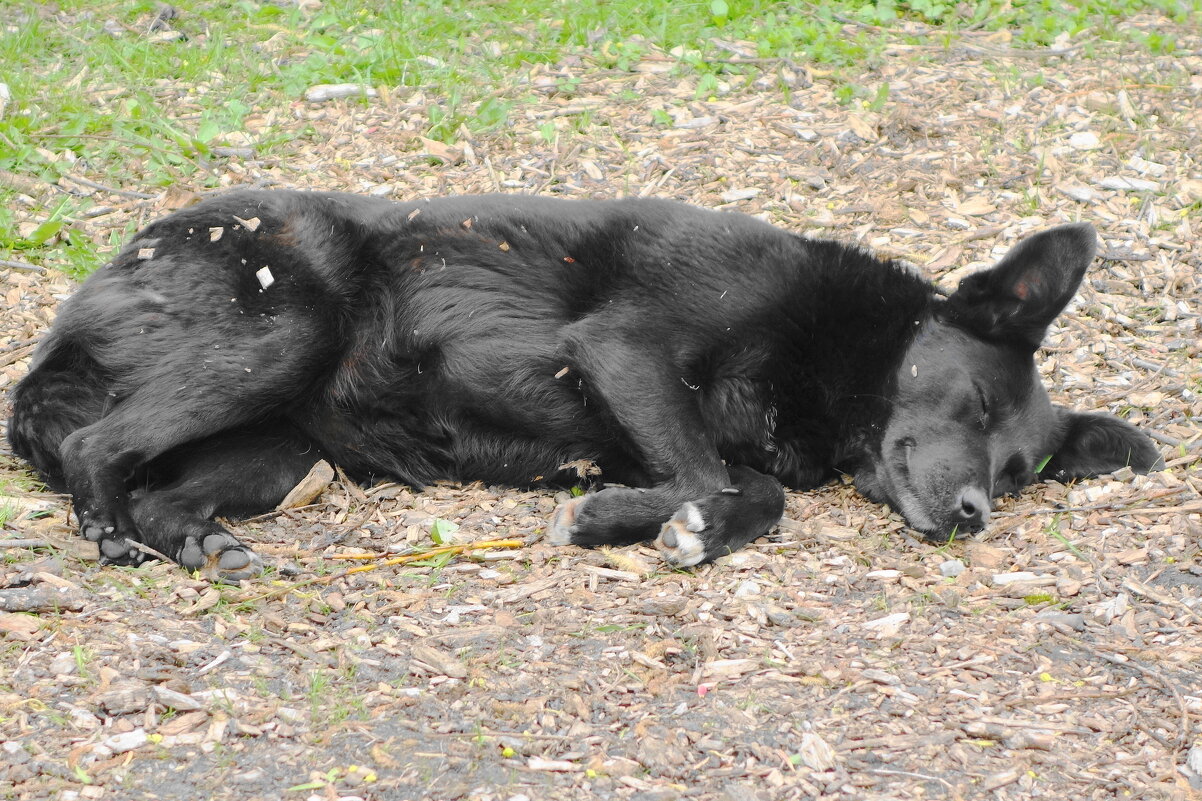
[8,191,388,485]
[8,192,810,489]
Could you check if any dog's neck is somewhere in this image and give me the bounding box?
[761,236,939,481]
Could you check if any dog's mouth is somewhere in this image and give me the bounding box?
[889,477,993,543]
[855,459,991,544]
[912,518,986,544]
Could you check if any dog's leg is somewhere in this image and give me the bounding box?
[653,465,785,567]
[122,422,323,581]
[61,408,244,555]
[547,331,732,547]
[58,357,315,567]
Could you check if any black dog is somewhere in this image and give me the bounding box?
[7,191,1161,580]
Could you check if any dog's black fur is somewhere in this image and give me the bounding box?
[7,191,1162,580]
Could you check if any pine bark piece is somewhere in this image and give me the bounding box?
[0,586,86,612]
[276,460,335,510]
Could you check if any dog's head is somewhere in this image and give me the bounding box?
[855,223,1162,540]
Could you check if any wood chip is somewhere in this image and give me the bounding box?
[0,586,85,612]
[410,644,468,678]
[304,83,378,102]
[526,757,578,772]
[797,731,838,771]
[181,588,221,616]
[703,658,758,678]
[577,564,640,582]
[957,196,996,216]
[0,611,40,639]
[863,612,910,637]
[277,460,335,509]
[1098,176,1159,192]
[158,710,208,736]
[418,136,463,163]
[96,684,154,715]
[980,766,1023,791]
[992,571,1055,587]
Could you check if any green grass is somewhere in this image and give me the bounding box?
[0,498,18,528]
[306,664,368,726]
[0,0,1197,276]
[1045,513,1088,561]
[72,644,94,681]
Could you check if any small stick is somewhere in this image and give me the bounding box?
[0,344,37,369]
[58,174,157,199]
[1146,429,1188,448]
[1130,357,1181,378]
[237,538,523,603]
[335,538,524,567]
[1108,501,1202,516]
[0,336,39,354]
[0,259,44,273]
[0,539,51,549]
[122,538,172,563]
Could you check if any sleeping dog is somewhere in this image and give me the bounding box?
[7,191,1162,580]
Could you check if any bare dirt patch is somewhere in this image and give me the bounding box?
[2,16,1201,801]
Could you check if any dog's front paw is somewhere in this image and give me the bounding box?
[654,502,708,567]
[547,487,682,548]
[546,495,587,546]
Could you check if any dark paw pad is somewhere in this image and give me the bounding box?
[179,530,264,584]
[97,535,152,567]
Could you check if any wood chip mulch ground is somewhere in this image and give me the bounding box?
[2,13,1201,801]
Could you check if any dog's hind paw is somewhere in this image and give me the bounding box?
[82,521,115,543]
[179,530,264,584]
[97,535,153,567]
[546,495,586,546]
[654,502,708,567]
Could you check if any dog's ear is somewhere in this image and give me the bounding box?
[1040,408,1163,482]
[944,223,1096,350]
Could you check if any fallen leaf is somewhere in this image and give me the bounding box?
[956,196,996,216]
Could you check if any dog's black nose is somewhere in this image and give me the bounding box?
[953,487,990,529]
